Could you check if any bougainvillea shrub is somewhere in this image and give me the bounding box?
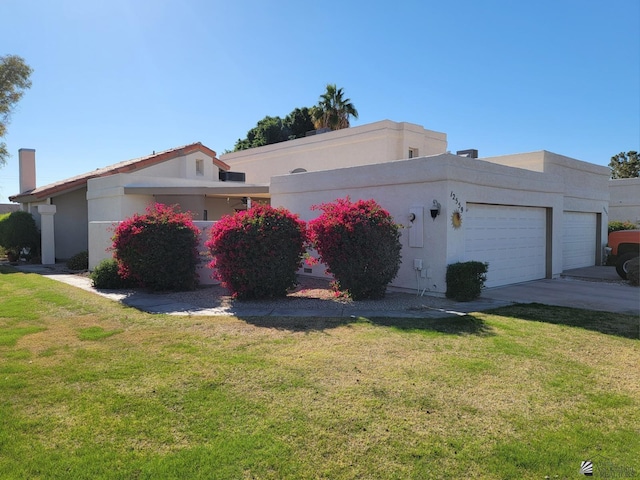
[112,203,200,291]
[206,204,308,299]
[308,197,402,300]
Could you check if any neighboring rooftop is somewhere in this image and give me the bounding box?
[10,142,228,202]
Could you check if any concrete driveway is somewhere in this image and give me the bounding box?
[481,266,639,316]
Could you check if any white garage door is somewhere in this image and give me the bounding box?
[562,212,597,270]
[465,204,547,288]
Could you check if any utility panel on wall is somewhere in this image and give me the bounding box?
[408,206,424,248]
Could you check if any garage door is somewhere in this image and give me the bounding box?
[465,204,547,288]
[562,212,597,270]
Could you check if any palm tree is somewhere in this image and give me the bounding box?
[312,84,358,131]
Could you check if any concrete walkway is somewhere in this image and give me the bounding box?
[10,263,639,318]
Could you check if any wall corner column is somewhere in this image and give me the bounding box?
[37,204,56,265]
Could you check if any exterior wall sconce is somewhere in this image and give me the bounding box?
[430,200,441,220]
[408,212,416,223]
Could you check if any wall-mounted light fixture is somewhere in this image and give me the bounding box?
[408,212,416,223]
[430,200,441,220]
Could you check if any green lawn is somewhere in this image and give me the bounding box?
[1,266,639,479]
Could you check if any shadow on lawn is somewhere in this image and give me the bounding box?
[235,314,495,336]
[487,303,640,340]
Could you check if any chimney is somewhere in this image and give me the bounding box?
[19,148,36,193]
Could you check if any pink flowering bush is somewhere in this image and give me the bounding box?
[206,204,308,299]
[308,197,402,300]
[112,203,200,291]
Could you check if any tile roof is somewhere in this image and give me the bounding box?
[10,142,229,202]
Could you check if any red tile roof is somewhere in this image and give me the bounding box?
[10,142,229,202]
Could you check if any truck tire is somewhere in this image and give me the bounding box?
[615,252,639,279]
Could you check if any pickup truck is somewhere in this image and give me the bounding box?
[608,229,640,279]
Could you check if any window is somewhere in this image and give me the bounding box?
[408,148,419,159]
[196,159,204,176]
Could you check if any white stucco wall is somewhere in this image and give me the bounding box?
[271,153,566,295]
[134,151,220,182]
[88,173,156,222]
[484,150,610,263]
[221,120,448,184]
[88,221,117,270]
[609,178,640,225]
[483,151,609,211]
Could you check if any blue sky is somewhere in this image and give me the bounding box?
[1,0,638,202]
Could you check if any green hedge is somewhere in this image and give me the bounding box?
[0,211,39,260]
[66,251,88,270]
[90,259,135,289]
[446,261,489,302]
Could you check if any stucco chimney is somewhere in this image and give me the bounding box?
[19,148,36,193]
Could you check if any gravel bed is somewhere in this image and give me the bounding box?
[8,262,456,313]
[164,276,453,313]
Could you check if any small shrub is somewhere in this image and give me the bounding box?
[0,210,39,260]
[66,251,88,270]
[627,257,640,286]
[206,204,308,299]
[608,220,637,234]
[308,197,402,300]
[113,203,200,291]
[446,261,489,302]
[90,259,135,289]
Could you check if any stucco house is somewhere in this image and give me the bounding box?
[9,120,614,295]
[0,204,19,215]
[609,177,640,225]
[9,143,268,270]
[221,121,609,291]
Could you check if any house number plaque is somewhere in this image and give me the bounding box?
[450,191,464,229]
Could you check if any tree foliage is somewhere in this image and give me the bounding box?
[311,84,358,131]
[233,85,357,151]
[0,55,33,166]
[609,151,639,179]
[234,108,316,151]
[285,107,316,139]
